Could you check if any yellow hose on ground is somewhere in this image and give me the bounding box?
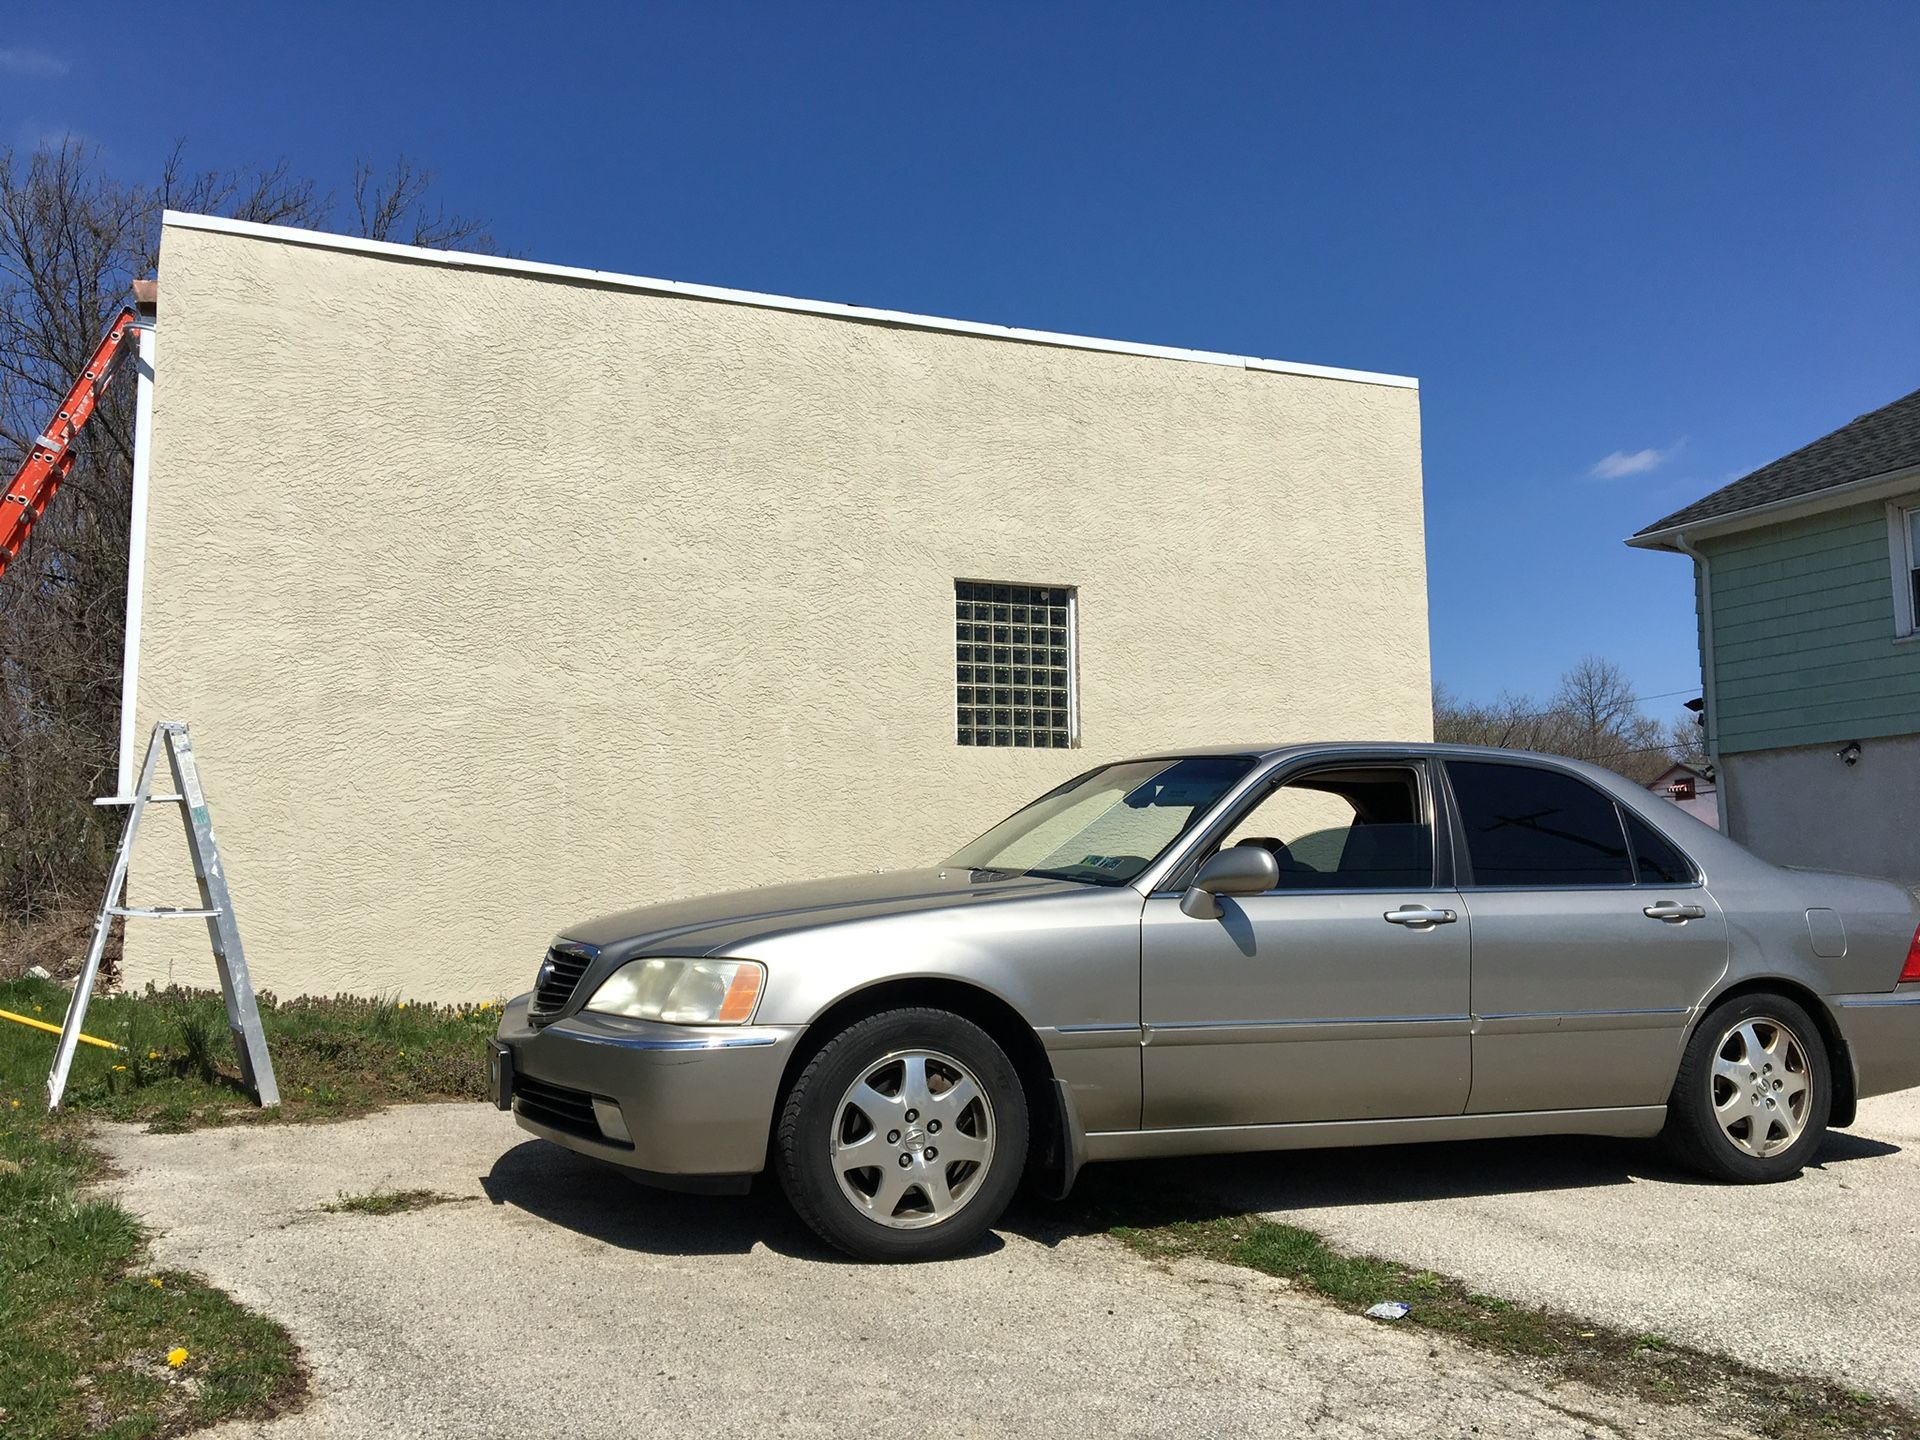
[0,1006,124,1051]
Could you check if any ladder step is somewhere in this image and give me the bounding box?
[93,793,185,806]
[108,906,221,919]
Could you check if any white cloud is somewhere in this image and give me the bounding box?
[0,48,68,78]
[1589,441,1682,480]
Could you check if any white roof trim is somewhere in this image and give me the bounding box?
[1625,460,1920,551]
[160,211,1418,391]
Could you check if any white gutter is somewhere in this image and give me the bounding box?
[1627,460,1920,551]
[161,211,1419,391]
[1675,533,1729,832]
[103,321,158,799]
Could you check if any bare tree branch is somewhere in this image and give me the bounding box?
[1433,660,1693,785]
[0,138,492,922]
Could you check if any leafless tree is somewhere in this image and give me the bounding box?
[0,138,490,926]
[352,154,494,250]
[1433,657,1695,784]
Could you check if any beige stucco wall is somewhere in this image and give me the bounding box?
[124,217,1431,1001]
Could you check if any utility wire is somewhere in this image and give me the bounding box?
[1439,685,1700,725]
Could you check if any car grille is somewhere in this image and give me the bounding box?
[530,942,597,1024]
[513,1074,610,1143]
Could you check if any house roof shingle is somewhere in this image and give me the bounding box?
[1631,385,1920,540]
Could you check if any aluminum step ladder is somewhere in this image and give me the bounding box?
[48,722,278,1109]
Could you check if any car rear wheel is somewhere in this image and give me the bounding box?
[1663,992,1830,1183]
[775,1007,1028,1261]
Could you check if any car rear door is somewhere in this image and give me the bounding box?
[1439,758,1729,1114]
[1139,756,1473,1129]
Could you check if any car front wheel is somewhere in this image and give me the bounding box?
[775,1007,1029,1261]
[1664,992,1830,1183]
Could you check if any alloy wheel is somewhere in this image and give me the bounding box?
[830,1048,995,1229]
[1710,1015,1812,1158]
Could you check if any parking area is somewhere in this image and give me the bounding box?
[98,1093,1919,1439]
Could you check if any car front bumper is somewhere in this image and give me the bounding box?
[492,993,801,1189]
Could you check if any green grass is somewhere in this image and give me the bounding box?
[322,1187,465,1217]
[0,1098,304,1438]
[0,977,499,1129]
[1107,1212,1917,1440]
[0,976,503,1438]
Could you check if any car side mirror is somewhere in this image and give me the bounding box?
[1179,846,1279,919]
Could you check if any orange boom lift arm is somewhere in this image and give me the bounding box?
[0,305,142,580]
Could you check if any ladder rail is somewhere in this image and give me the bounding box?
[47,722,279,1110]
[0,305,141,579]
[47,720,167,1107]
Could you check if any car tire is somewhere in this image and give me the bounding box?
[775,1007,1029,1261]
[1662,992,1830,1183]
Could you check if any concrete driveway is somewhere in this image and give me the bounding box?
[1195,1089,1920,1406]
[96,1093,1920,1439]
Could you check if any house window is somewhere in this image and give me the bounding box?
[954,581,1076,747]
[1893,503,1920,637]
[1906,507,1920,634]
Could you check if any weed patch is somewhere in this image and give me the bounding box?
[322,1187,465,1217]
[1107,1211,1914,1440]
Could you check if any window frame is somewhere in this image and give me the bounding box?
[1435,757,1702,892]
[953,579,1079,748]
[1153,755,1451,897]
[1888,499,1920,640]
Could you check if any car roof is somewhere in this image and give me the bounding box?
[1115,741,1608,766]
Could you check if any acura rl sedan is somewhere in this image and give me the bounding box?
[491,744,1920,1261]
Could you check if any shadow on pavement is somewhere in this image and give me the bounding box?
[480,1125,1899,1261]
[478,1138,1009,1262]
[1012,1126,1903,1247]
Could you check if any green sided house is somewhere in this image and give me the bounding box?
[1629,386,1920,887]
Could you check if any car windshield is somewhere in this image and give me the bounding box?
[945,755,1256,886]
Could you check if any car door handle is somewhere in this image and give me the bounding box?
[1383,904,1457,927]
[1643,900,1707,923]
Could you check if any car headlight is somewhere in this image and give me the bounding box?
[583,957,764,1025]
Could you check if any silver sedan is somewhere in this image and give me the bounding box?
[491,744,1920,1261]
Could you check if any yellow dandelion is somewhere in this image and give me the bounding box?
[9,1099,19,1110]
[166,1347,188,1368]
[397,1050,405,1058]
[32,1005,42,1013]
[147,1051,160,1060]
[397,1001,408,1010]
[112,1064,127,1072]
[149,1277,164,1288]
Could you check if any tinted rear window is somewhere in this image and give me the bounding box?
[1448,761,1632,887]
[1624,808,1697,884]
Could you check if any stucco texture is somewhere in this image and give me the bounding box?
[126,219,1430,1001]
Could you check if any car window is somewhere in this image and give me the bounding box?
[1217,766,1433,890]
[1447,760,1632,887]
[1623,808,1697,884]
[947,755,1255,885]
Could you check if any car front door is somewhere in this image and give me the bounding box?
[1439,758,1730,1114]
[1139,757,1473,1129]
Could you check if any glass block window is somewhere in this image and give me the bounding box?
[955,581,1076,748]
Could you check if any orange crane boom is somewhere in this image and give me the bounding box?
[0,305,141,580]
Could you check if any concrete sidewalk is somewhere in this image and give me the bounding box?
[101,1103,1761,1440]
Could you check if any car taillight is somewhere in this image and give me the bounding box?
[1902,922,1920,983]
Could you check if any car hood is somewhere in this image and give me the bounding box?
[558,867,1090,957]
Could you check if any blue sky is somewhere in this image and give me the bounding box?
[6,5,1916,723]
